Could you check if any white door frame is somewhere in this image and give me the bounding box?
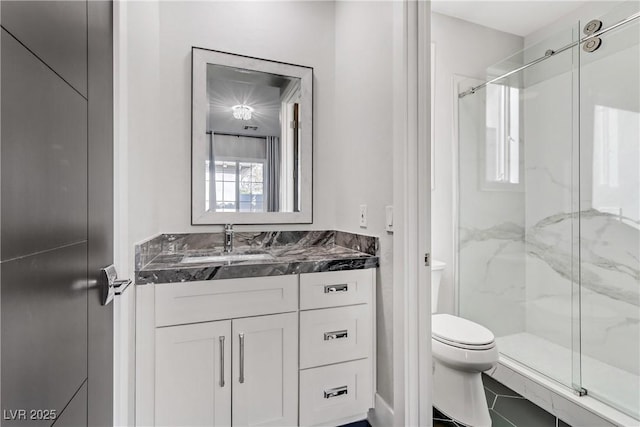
[393,1,431,426]
[113,1,136,425]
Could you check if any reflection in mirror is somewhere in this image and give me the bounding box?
[204,64,301,213]
[192,48,312,224]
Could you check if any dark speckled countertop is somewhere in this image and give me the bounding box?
[135,230,379,284]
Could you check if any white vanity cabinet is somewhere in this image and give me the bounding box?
[136,269,375,427]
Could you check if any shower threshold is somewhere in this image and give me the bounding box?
[490,333,639,426]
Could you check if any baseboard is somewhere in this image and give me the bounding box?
[368,393,394,427]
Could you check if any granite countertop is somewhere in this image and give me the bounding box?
[135,230,379,284]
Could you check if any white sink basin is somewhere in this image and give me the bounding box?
[181,253,274,264]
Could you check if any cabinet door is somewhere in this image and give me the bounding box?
[156,321,231,427]
[232,313,298,427]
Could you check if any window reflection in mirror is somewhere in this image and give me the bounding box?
[205,64,301,213]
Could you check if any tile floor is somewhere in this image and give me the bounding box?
[433,374,572,427]
[340,373,574,427]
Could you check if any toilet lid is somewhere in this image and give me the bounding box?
[432,314,495,347]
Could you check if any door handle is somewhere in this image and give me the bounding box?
[99,265,132,306]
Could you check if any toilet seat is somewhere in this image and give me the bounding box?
[432,314,495,350]
[433,335,496,350]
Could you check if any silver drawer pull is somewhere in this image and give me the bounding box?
[324,385,348,399]
[324,330,348,340]
[324,284,348,293]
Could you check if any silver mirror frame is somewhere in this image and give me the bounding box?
[191,47,313,224]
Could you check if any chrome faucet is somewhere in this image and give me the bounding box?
[224,224,234,253]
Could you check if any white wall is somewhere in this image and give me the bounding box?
[333,1,395,407]
[431,12,523,314]
[155,1,337,233]
[120,1,162,277]
[525,1,618,47]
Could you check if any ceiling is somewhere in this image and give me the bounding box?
[207,64,298,137]
[208,78,282,137]
[431,1,589,37]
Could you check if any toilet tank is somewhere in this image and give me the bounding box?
[431,260,446,313]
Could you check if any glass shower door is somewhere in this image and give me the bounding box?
[457,2,640,420]
[578,2,640,419]
[456,23,583,390]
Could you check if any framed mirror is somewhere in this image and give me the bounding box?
[191,48,313,224]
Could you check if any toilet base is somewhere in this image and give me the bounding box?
[433,359,492,427]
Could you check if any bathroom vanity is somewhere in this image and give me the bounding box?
[134,48,379,427]
[134,231,378,427]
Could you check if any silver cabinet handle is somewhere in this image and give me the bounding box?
[324,330,348,340]
[239,333,245,384]
[324,385,348,399]
[324,284,348,293]
[219,336,225,388]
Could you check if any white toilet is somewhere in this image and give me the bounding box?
[431,260,498,427]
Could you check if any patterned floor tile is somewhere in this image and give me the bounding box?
[482,374,522,397]
[490,409,517,427]
[493,395,557,427]
[485,388,497,409]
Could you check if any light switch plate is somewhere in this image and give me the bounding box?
[359,204,368,228]
[385,205,393,232]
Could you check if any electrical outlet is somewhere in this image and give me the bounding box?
[359,204,368,228]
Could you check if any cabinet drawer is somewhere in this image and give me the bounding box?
[300,305,371,369]
[300,269,373,310]
[155,275,298,327]
[299,359,373,427]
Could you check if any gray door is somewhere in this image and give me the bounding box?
[1,1,114,426]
